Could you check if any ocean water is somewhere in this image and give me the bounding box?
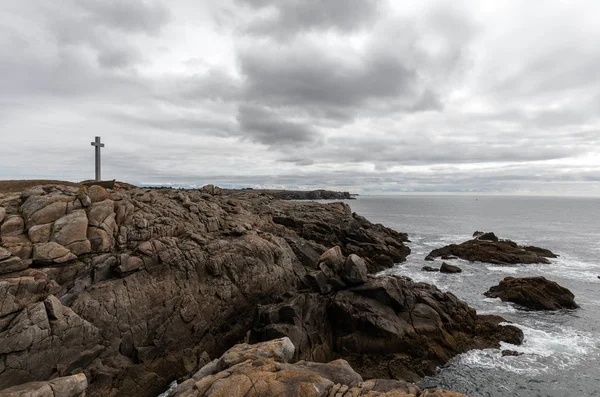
[343,195,600,397]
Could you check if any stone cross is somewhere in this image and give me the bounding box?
[90,136,105,181]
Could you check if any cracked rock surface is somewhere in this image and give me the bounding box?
[170,337,467,397]
[0,184,412,396]
[0,184,516,397]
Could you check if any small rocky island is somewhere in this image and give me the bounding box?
[0,183,522,396]
[425,231,557,265]
[485,276,578,310]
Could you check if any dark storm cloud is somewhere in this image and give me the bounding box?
[236,104,322,145]
[235,0,381,37]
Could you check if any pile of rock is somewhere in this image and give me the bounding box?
[170,337,467,397]
[252,264,523,381]
[304,246,369,294]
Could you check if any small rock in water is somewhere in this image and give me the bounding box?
[440,262,462,274]
[485,276,578,310]
[502,349,523,357]
[421,265,439,272]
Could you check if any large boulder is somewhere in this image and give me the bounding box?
[51,210,91,255]
[0,215,24,236]
[426,233,556,265]
[32,242,76,264]
[484,276,578,310]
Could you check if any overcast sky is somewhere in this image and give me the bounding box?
[1,0,600,195]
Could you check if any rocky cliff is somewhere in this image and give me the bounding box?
[0,184,519,396]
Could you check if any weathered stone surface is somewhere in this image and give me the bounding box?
[88,200,115,228]
[21,196,69,228]
[33,242,77,264]
[52,210,90,255]
[216,337,294,371]
[170,338,466,397]
[0,256,28,274]
[87,185,111,203]
[0,295,103,390]
[117,254,143,274]
[341,254,368,285]
[0,207,6,223]
[272,201,410,273]
[440,262,462,274]
[0,247,11,261]
[425,233,556,265]
[0,373,88,397]
[87,227,113,253]
[28,223,53,244]
[1,235,33,260]
[0,215,24,236]
[318,246,345,274]
[0,184,475,397]
[0,269,56,318]
[252,276,523,383]
[485,276,578,310]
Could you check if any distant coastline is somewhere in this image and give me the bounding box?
[226,188,357,200]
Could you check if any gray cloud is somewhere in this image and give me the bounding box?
[237,104,322,145]
[235,0,381,37]
[0,0,599,196]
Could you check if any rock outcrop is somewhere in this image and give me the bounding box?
[170,338,465,397]
[0,373,88,397]
[425,232,557,265]
[484,276,578,310]
[251,257,523,382]
[0,184,411,396]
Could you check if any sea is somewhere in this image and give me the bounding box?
[343,195,600,397]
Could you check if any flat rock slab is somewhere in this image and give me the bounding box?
[485,276,578,310]
[425,232,557,265]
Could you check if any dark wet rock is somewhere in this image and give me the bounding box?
[251,276,523,383]
[340,254,368,285]
[426,232,556,265]
[473,231,499,241]
[502,349,523,357]
[421,266,439,272]
[439,262,462,274]
[485,276,578,310]
[440,255,458,260]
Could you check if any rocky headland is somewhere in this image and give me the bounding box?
[425,231,557,265]
[0,183,521,396]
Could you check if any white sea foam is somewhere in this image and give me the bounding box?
[486,266,519,274]
[157,381,178,397]
[452,321,600,376]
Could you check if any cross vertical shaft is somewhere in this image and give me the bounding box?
[90,136,105,181]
